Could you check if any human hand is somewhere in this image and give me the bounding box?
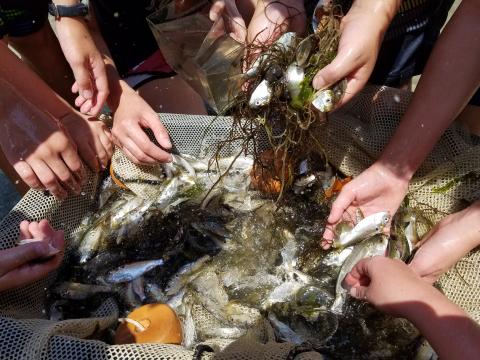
[61,112,114,172]
[312,3,394,105]
[409,201,480,284]
[0,98,85,199]
[343,256,436,318]
[322,162,409,248]
[111,85,172,165]
[0,220,65,293]
[246,0,306,45]
[55,17,108,116]
[209,0,248,43]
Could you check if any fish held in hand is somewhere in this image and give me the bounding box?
[333,211,390,249]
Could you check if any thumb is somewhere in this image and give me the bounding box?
[146,113,172,151]
[71,65,94,100]
[0,242,51,275]
[209,1,225,22]
[312,55,353,90]
[327,186,356,224]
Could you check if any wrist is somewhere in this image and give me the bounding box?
[106,71,134,112]
[345,0,400,36]
[370,160,412,185]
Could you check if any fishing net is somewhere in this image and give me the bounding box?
[0,86,479,360]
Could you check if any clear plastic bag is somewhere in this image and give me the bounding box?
[147,1,244,113]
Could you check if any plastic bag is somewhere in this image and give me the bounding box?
[147,1,244,114]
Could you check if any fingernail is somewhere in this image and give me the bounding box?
[82,90,93,99]
[47,244,61,256]
[349,287,358,298]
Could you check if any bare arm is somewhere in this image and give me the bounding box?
[312,0,401,102]
[345,257,480,359]
[378,0,480,181]
[323,0,480,239]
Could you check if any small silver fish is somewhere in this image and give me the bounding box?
[78,223,104,264]
[244,53,268,78]
[105,259,165,283]
[331,234,389,313]
[53,282,112,300]
[268,312,303,344]
[404,214,419,252]
[311,89,334,112]
[334,211,390,249]
[285,64,305,101]
[248,79,273,108]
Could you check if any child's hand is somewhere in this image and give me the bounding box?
[247,0,306,45]
[55,17,109,116]
[210,0,248,43]
[0,220,65,293]
[322,162,408,248]
[61,112,114,172]
[410,201,480,284]
[312,1,400,106]
[0,93,85,199]
[111,85,172,165]
[343,256,434,317]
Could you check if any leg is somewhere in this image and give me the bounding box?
[136,76,207,115]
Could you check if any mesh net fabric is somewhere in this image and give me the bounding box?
[0,85,479,359]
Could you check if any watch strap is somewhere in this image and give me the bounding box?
[48,2,89,19]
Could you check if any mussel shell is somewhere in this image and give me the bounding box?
[296,36,315,68]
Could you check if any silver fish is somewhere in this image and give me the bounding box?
[268,312,303,344]
[404,214,419,253]
[244,53,268,78]
[322,246,353,267]
[333,211,390,249]
[331,234,389,313]
[172,154,196,177]
[78,223,104,264]
[105,259,165,283]
[53,282,112,300]
[312,89,334,112]
[285,64,305,101]
[248,79,273,108]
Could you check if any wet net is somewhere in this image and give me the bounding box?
[0,86,479,360]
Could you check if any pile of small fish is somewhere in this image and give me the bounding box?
[49,153,430,358]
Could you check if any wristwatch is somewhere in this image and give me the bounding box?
[48,2,89,20]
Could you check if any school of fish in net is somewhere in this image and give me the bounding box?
[43,151,436,359]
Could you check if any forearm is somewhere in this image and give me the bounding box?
[0,43,71,119]
[406,288,480,359]
[378,0,480,180]
[85,7,129,111]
